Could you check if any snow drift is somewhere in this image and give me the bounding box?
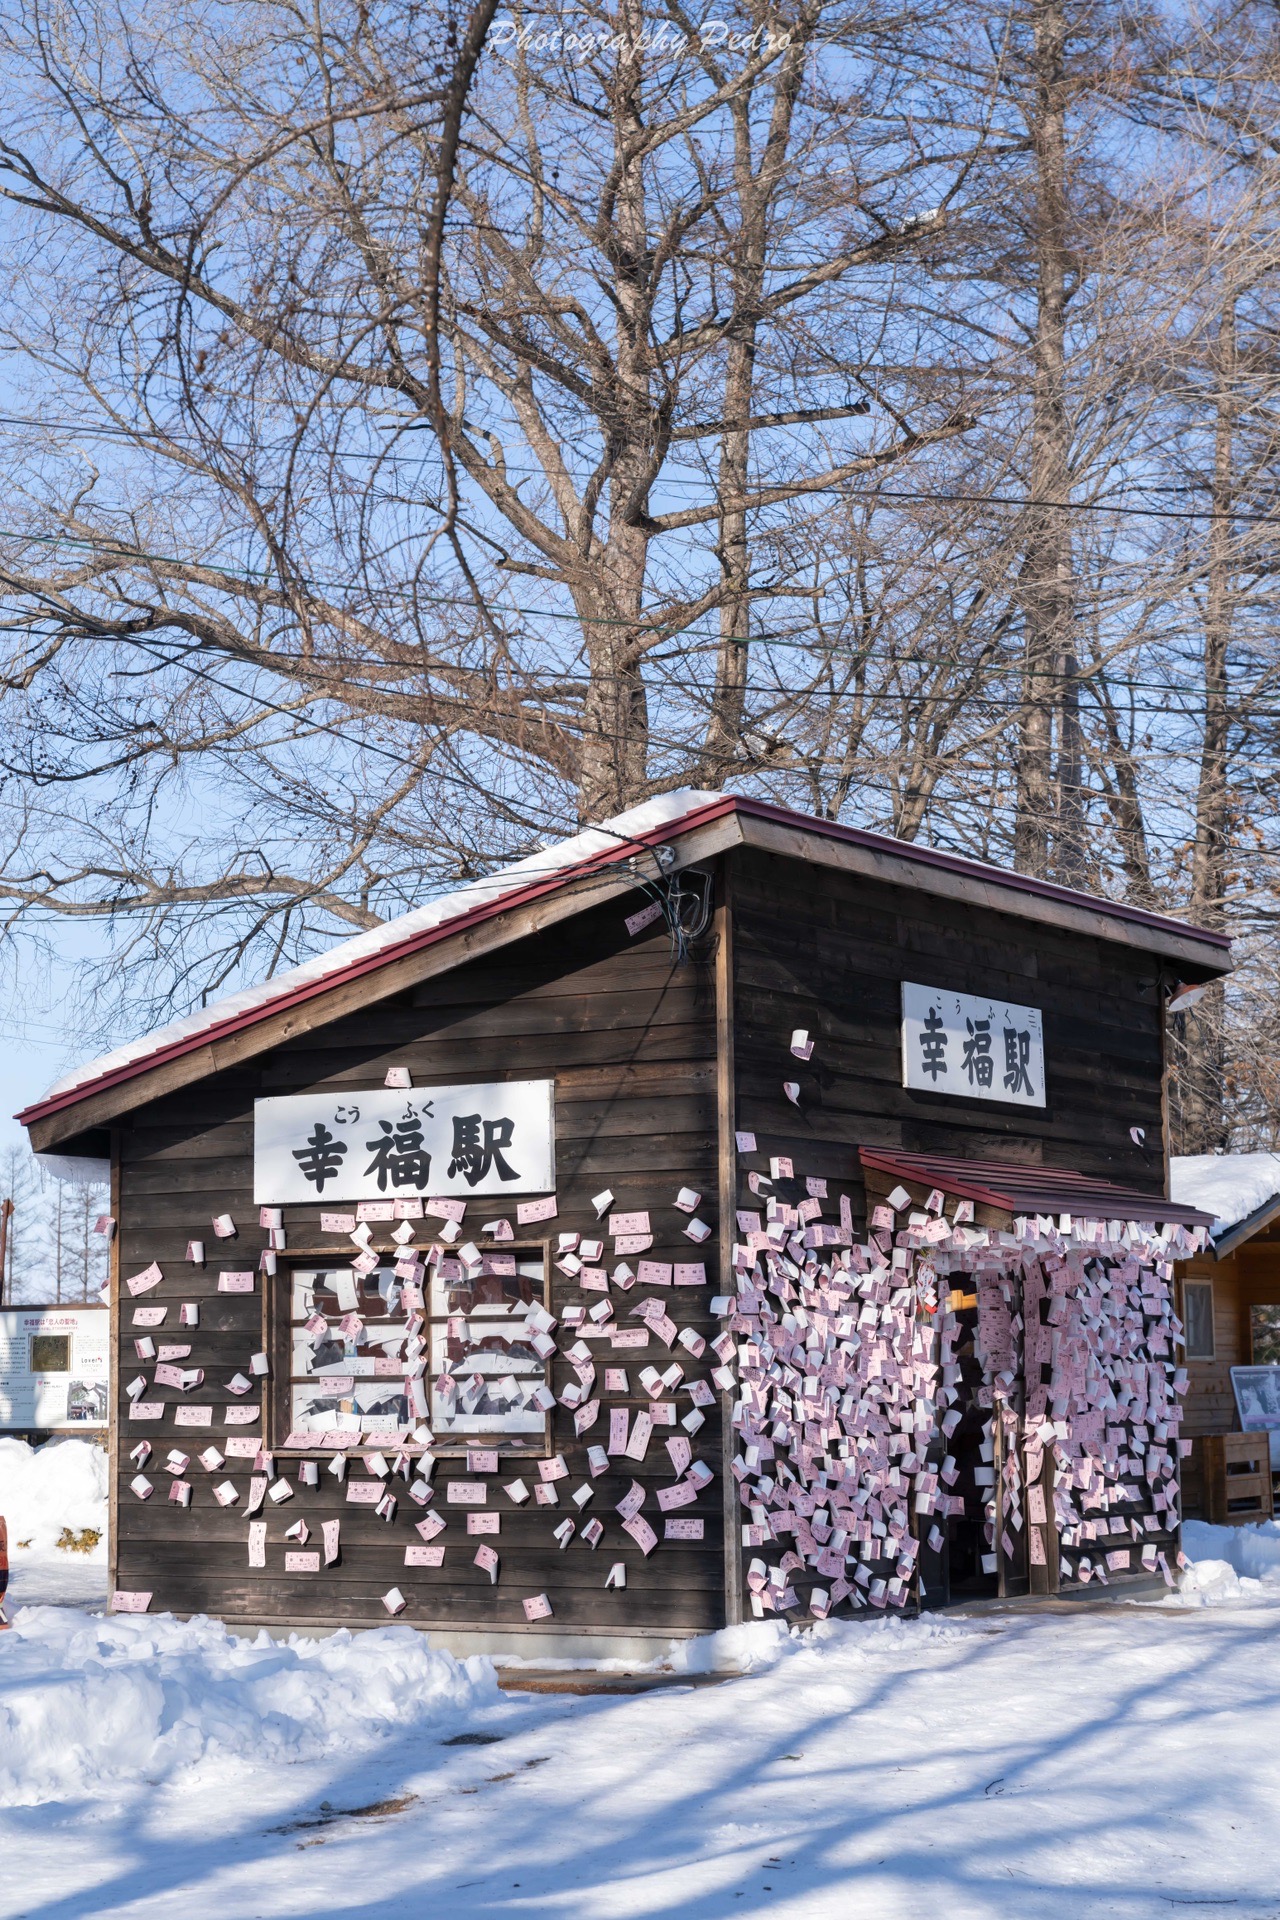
[0,1608,498,1807]
[1170,1517,1280,1606]
[0,1436,108,1555]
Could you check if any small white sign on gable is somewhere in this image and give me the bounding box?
[901,982,1045,1108]
[254,1080,555,1203]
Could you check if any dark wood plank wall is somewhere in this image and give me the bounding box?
[113,894,725,1635]
[727,845,1169,1205]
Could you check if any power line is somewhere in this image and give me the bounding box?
[0,610,1274,720]
[4,410,1280,525]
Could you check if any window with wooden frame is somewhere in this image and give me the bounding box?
[275,1245,551,1455]
[1183,1279,1215,1361]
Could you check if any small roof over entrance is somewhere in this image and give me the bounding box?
[859,1147,1215,1229]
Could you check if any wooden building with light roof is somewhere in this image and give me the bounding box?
[18,792,1225,1651]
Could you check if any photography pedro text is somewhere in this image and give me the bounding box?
[491,18,793,59]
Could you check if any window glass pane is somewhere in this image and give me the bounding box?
[287,1255,546,1449]
[1184,1282,1214,1360]
[1252,1305,1280,1366]
[430,1253,539,1316]
[430,1309,546,1435]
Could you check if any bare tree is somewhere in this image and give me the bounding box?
[0,0,990,1027]
[0,0,1276,1161]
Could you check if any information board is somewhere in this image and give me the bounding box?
[0,1306,109,1429]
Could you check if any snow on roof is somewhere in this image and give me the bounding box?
[38,788,722,1108]
[1170,1153,1280,1239]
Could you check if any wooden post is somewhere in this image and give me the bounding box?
[107,1132,121,1607]
[0,1197,13,1309]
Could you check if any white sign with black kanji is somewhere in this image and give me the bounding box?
[900,982,1045,1108]
[254,1081,555,1203]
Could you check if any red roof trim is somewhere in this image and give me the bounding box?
[858,1146,1215,1226]
[18,792,1230,1131]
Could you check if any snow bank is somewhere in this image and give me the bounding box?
[669,1619,794,1674]
[1170,1152,1280,1236]
[1183,1518,1280,1583]
[0,1437,108,1555]
[1170,1518,1280,1607]
[0,1608,498,1807]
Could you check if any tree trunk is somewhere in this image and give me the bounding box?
[1015,0,1077,882]
[576,0,655,821]
[698,32,807,786]
[1177,296,1236,1153]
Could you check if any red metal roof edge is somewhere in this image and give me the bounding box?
[18,790,1230,1133]
[858,1146,1216,1226]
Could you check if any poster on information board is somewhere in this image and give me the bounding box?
[0,1305,109,1429]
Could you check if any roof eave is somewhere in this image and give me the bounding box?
[19,791,1232,1147]
[19,800,744,1147]
[1211,1191,1280,1260]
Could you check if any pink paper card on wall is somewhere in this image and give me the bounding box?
[405,1542,446,1567]
[516,1196,557,1224]
[609,1212,650,1236]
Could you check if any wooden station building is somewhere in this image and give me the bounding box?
[17,791,1227,1652]
[1171,1156,1280,1524]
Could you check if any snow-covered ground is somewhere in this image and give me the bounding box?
[6,1595,1280,1917]
[1,1435,109,1616]
[8,1440,1280,1917]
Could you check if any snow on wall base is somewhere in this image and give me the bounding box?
[0,1609,498,1808]
[0,1437,108,1555]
